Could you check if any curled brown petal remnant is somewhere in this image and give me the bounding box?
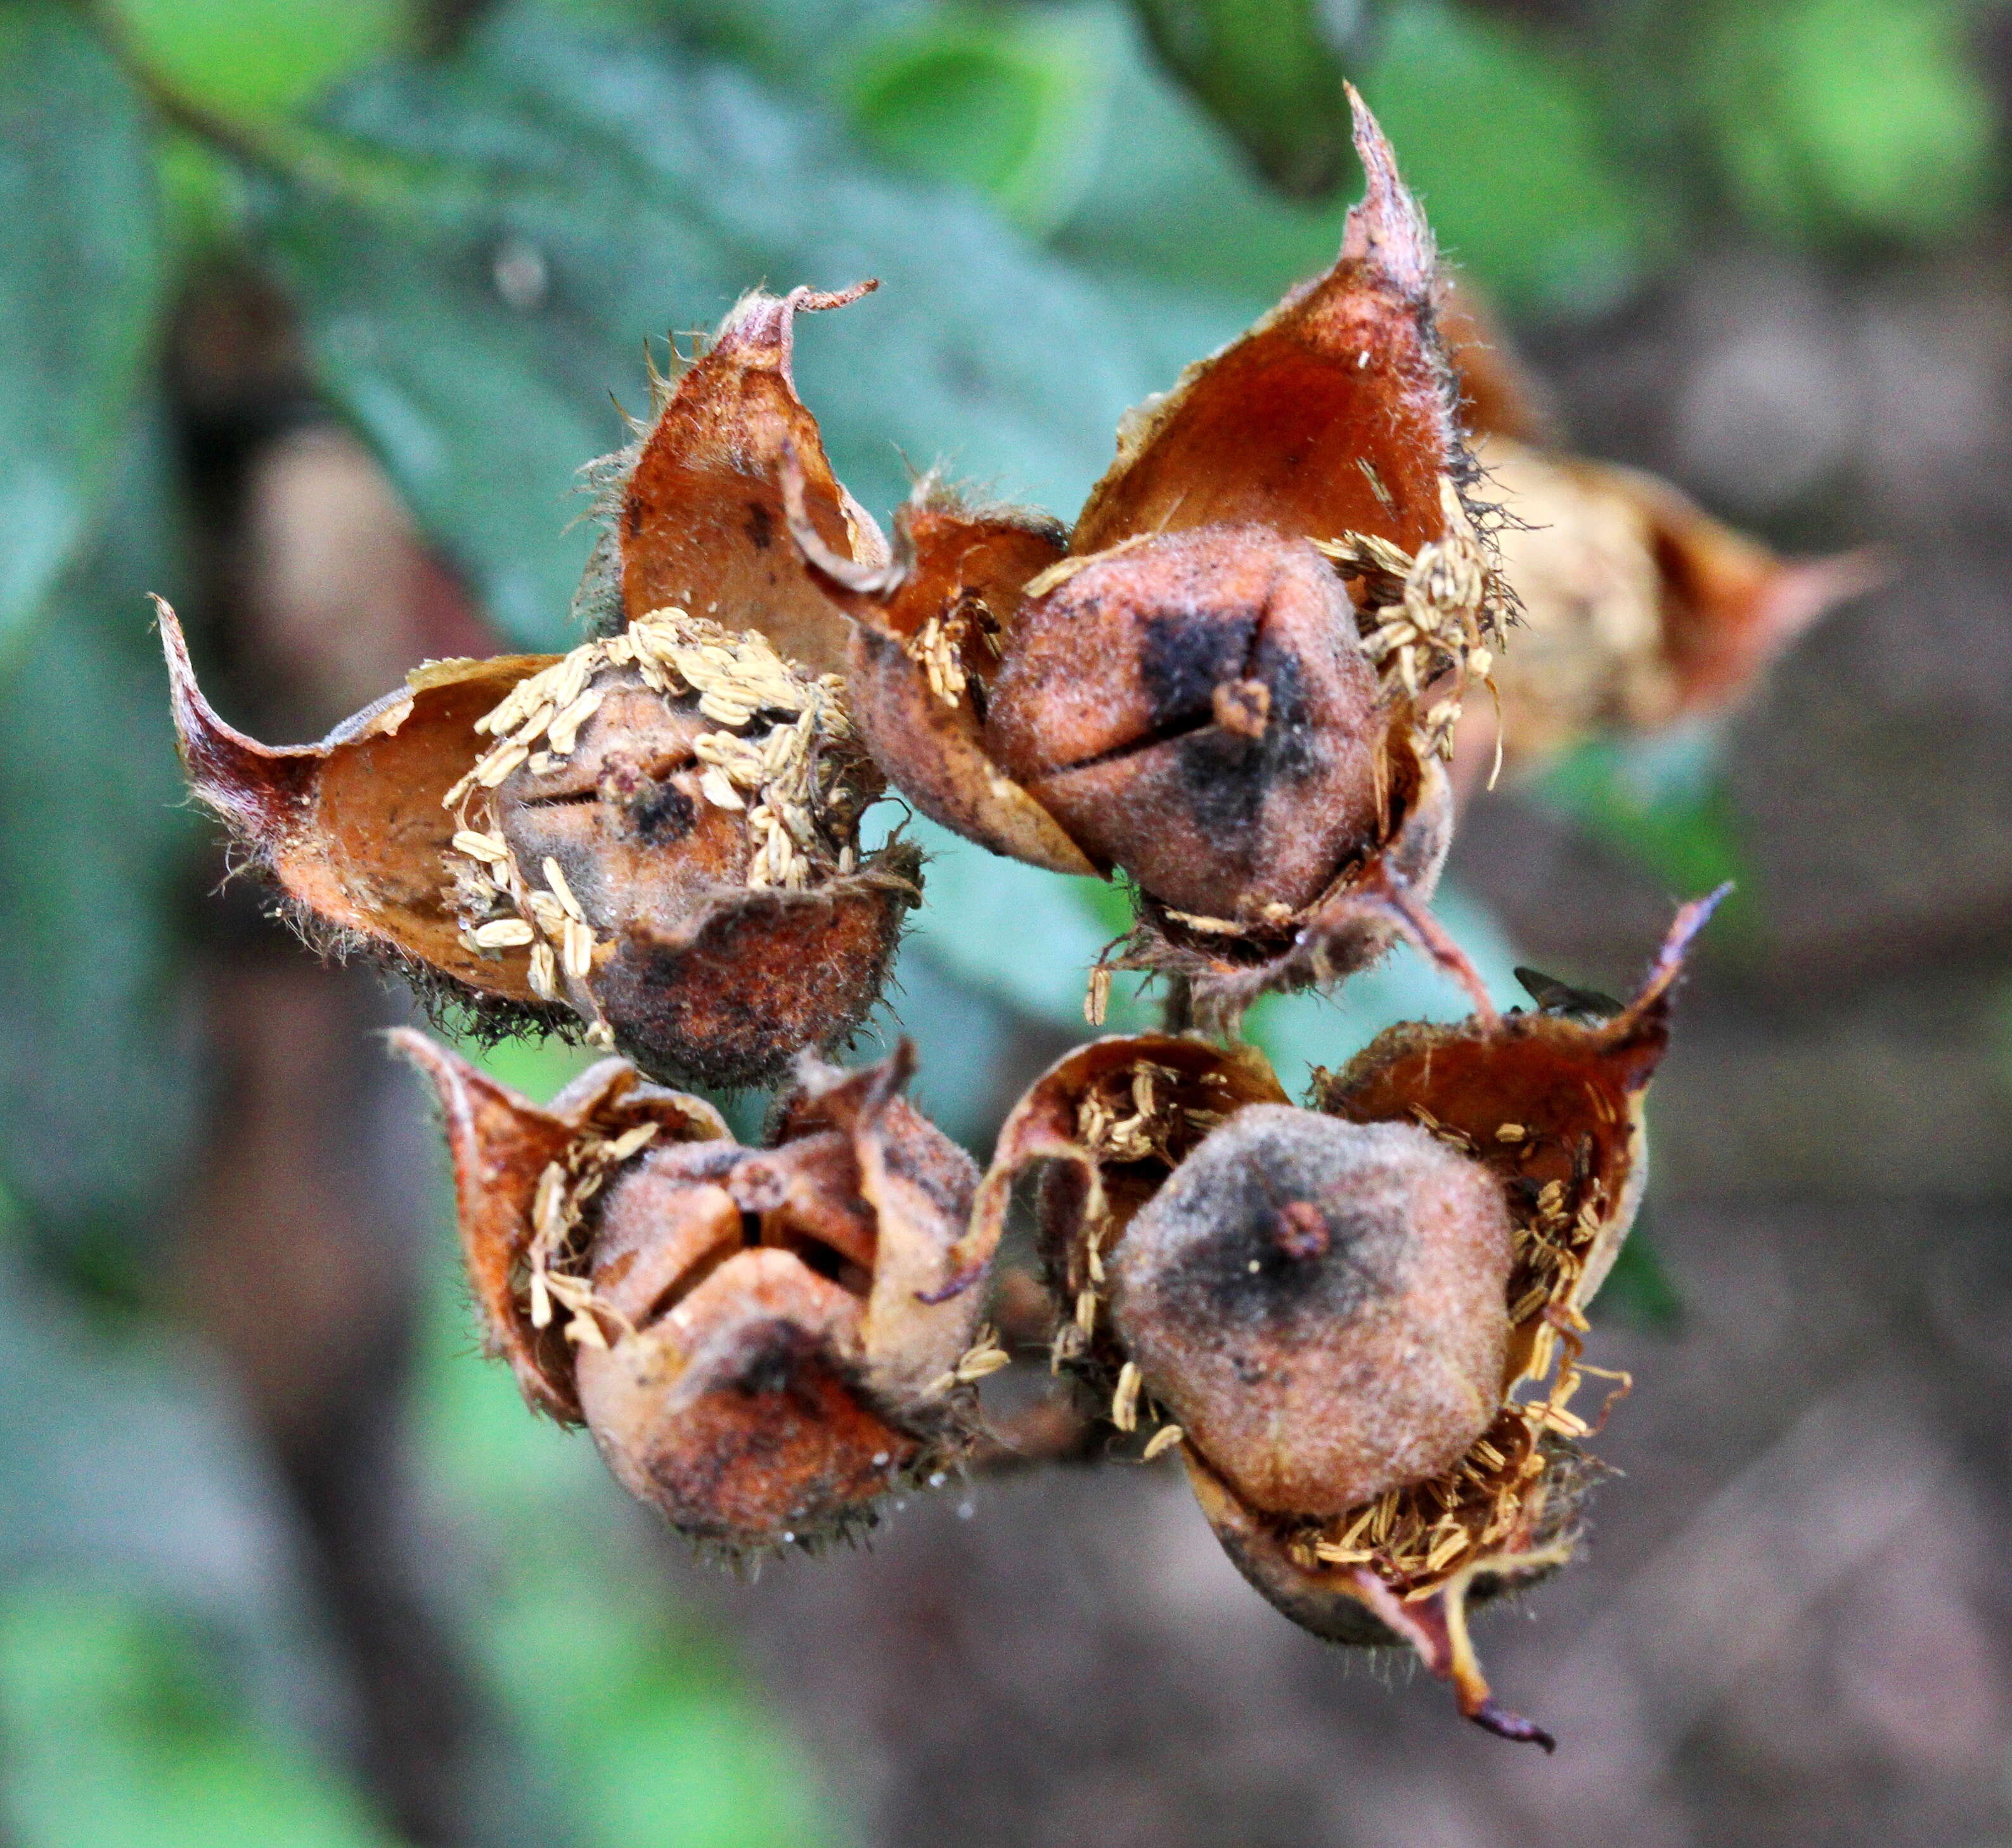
[980,890,1722,1746]
[1071,83,1451,557]
[396,1033,993,1549]
[159,596,559,1006]
[792,92,1501,1025]
[1439,291,1878,788]
[612,283,888,678]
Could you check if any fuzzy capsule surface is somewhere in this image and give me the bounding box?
[467,652,909,1090]
[1109,1104,1512,1518]
[576,1138,913,1542]
[570,1084,984,1545]
[397,1034,992,1550]
[984,529,1386,920]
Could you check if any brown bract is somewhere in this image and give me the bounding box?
[1440,293,1879,787]
[391,1030,728,1420]
[979,889,1723,1747]
[159,596,558,1006]
[396,1034,992,1549]
[791,91,1494,1025]
[616,283,888,678]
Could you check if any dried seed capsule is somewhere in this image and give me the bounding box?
[160,285,918,1088]
[397,1034,995,1549]
[976,889,1722,1747]
[983,530,1384,920]
[794,91,1492,1030]
[1109,1105,1512,1517]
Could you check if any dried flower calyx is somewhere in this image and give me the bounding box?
[790,90,1506,1032]
[976,887,1725,1746]
[160,285,919,1089]
[1436,288,1878,788]
[396,1032,997,1550]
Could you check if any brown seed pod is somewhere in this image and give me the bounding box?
[1438,288,1880,789]
[160,285,920,1088]
[790,91,1501,1032]
[1109,1106,1512,1520]
[395,1032,995,1550]
[976,887,1724,1746]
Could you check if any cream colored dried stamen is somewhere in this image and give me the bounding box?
[1111,1361,1142,1433]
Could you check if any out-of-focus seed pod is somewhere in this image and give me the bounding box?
[1436,288,1880,790]
[791,91,1500,1032]
[976,887,1724,1747]
[161,285,920,1088]
[396,1033,995,1550]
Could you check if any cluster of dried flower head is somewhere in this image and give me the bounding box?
[162,92,1856,1747]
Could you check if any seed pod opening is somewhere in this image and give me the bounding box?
[397,1034,995,1550]
[1110,1105,1512,1517]
[796,91,1499,1028]
[162,283,920,1088]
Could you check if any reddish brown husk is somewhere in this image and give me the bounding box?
[1438,291,1877,786]
[978,891,1722,1747]
[396,1034,991,1548]
[162,283,922,1088]
[794,91,1489,1023]
[159,598,557,1006]
[983,529,1386,920]
[617,283,887,677]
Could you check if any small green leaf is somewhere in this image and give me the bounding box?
[0,3,167,667]
[259,5,1152,650]
[1126,0,1368,199]
[846,6,1116,234]
[1360,0,1653,313]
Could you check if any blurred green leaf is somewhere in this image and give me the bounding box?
[1127,0,1369,198]
[107,0,416,122]
[1702,0,1996,245]
[1360,0,1654,313]
[595,0,905,86]
[257,3,1154,650]
[846,6,1117,234]
[0,2,167,667]
[1594,1220,1684,1331]
[895,818,1153,1034]
[0,1584,395,1848]
[0,1223,351,1757]
[0,406,200,1258]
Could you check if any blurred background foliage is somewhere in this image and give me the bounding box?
[2,0,2007,1841]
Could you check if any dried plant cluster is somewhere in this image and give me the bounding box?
[164,94,1853,1745]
